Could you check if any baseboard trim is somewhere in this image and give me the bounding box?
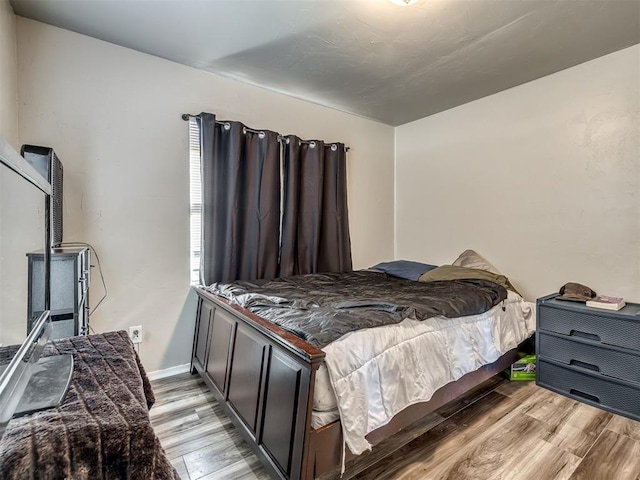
[147,363,191,381]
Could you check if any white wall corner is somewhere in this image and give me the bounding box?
[147,363,191,381]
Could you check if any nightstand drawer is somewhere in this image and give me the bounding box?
[538,304,640,351]
[538,332,640,384]
[538,359,640,421]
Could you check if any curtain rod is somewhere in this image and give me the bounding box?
[181,113,350,152]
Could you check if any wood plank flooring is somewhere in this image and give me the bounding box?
[150,373,640,480]
[149,373,270,480]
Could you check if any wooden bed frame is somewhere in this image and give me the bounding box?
[191,287,520,480]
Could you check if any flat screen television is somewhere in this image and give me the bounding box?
[20,144,63,247]
[0,137,73,440]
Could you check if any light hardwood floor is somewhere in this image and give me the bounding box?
[150,373,640,480]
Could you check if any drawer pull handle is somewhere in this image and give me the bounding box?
[570,389,600,404]
[570,330,601,342]
[569,359,601,372]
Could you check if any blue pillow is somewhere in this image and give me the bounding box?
[370,260,438,281]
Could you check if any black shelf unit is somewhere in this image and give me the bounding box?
[27,247,90,339]
[536,293,640,421]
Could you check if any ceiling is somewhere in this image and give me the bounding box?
[10,0,640,126]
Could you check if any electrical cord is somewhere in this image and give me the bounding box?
[57,242,107,316]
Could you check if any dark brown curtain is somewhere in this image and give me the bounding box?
[279,136,352,276]
[199,113,281,284]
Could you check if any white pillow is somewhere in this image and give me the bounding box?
[452,249,502,275]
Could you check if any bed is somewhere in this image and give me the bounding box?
[0,331,177,479]
[190,253,535,480]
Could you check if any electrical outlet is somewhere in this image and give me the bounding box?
[129,325,143,344]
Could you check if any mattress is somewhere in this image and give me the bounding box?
[207,270,507,349]
[310,290,535,450]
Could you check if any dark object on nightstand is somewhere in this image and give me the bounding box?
[557,282,597,302]
[536,294,640,421]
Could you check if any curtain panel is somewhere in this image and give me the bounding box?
[199,113,281,284]
[197,113,352,285]
[279,136,352,277]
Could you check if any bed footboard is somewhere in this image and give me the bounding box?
[192,287,325,480]
[192,287,524,480]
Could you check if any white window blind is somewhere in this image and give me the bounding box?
[189,118,202,285]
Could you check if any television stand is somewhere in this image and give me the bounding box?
[27,247,91,339]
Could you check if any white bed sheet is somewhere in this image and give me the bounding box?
[310,291,535,454]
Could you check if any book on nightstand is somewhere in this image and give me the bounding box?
[585,295,626,311]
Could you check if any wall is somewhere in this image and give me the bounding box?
[16,18,395,371]
[0,159,44,346]
[0,0,17,147]
[395,45,640,302]
[0,0,20,345]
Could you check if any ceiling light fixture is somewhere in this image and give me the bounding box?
[389,0,419,6]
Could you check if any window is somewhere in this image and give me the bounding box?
[189,118,202,285]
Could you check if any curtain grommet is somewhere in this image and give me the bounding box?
[331,144,337,151]
[258,131,265,139]
[310,141,316,148]
[224,122,231,131]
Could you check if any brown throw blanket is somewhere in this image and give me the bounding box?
[0,331,177,479]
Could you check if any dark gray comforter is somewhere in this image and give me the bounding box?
[207,270,507,348]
